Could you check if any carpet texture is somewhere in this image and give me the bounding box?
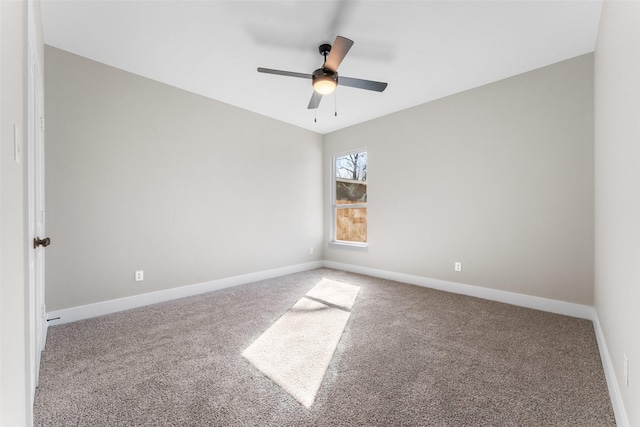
[34,268,616,426]
[242,278,360,408]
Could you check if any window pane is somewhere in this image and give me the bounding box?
[336,207,367,243]
[335,152,367,203]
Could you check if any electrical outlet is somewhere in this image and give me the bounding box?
[135,270,144,282]
[309,247,314,255]
[454,262,462,272]
[624,353,629,387]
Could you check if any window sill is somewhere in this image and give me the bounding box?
[328,241,369,252]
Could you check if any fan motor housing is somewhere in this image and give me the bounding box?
[312,68,338,82]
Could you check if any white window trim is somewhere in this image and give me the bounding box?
[330,148,368,249]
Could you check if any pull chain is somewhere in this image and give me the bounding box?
[334,89,338,117]
[314,91,317,122]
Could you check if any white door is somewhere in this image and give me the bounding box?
[27,40,47,398]
[34,65,46,353]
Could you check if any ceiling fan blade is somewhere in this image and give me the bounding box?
[257,67,312,79]
[307,91,323,109]
[339,76,388,92]
[324,36,354,71]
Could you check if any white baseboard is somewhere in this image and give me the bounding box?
[46,260,593,326]
[322,261,594,320]
[592,310,629,427]
[46,261,323,326]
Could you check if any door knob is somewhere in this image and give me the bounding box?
[34,237,50,249]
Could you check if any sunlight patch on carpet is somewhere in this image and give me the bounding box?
[242,278,360,408]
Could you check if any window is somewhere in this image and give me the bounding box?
[332,150,367,245]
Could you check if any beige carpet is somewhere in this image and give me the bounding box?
[33,268,616,426]
[242,278,360,408]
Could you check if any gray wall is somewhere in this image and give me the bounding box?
[44,47,324,311]
[594,0,640,424]
[324,54,594,305]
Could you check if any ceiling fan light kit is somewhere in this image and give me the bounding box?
[258,36,387,111]
[312,69,338,95]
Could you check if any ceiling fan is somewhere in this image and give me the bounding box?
[257,36,388,109]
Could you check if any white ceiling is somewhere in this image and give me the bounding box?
[40,0,603,135]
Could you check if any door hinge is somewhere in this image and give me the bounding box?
[40,117,45,132]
